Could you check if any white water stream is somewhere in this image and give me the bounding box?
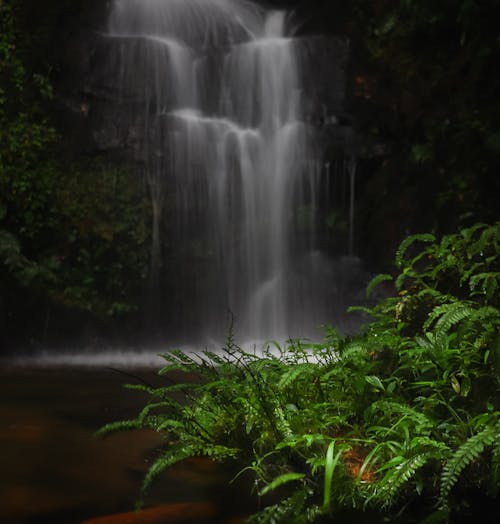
[101,0,359,345]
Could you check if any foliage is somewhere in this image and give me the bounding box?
[0,1,151,345]
[100,223,500,522]
[351,0,500,266]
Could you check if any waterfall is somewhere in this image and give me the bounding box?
[106,0,340,343]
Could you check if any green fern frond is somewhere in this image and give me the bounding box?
[385,453,428,495]
[460,223,488,243]
[478,223,500,254]
[201,443,239,460]
[370,447,441,507]
[123,383,154,393]
[278,363,317,389]
[395,268,418,291]
[156,418,185,432]
[347,305,375,316]
[137,401,178,424]
[366,400,433,433]
[415,288,450,301]
[439,423,498,507]
[424,302,474,333]
[340,340,371,359]
[150,382,202,396]
[366,273,393,298]
[95,419,142,437]
[248,487,314,524]
[259,472,306,496]
[395,233,436,269]
[469,272,500,301]
[159,349,206,370]
[141,446,194,494]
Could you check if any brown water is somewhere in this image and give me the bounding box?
[0,366,254,524]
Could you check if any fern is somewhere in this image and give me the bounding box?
[366,273,393,298]
[141,445,194,495]
[99,224,500,523]
[423,302,474,333]
[259,472,306,496]
[95,419,142,437]
[370,452,433,507]
[395,233,436,268]
[469,272,500,301]
[439,422,499,507]
[247,487,316,524]
[367,437,448,508]
[366,400,433,433]
[278,363,317,389]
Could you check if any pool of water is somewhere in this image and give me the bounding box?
[0,365,255,523]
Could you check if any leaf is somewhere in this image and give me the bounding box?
[142,446,193,494]
[323,442,343,512]
[365,375,385,391]
[450,375,461,394]
[366,273,393,298]
[440,423,498,508]
[395,233,436,268]
[259,472,306,496]
[411,143,433,164]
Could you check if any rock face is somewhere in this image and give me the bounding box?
[57,0,385,191]
[59,7,352,161]
[52,1,389,343]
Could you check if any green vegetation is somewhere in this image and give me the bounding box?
[0,1,151,346]
[351,0,500,266]
[99,223,500,522]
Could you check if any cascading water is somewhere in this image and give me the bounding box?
[105,0,352,344]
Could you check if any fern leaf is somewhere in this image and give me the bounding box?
[469,272,500,300]
[95,419,142,437]
[137,401,177,424]
[123,383,154,393]
[347,305,375,315]
[460,222,487,242]
[383,453,428,498]
[439,425,497,507]
[142,446,193,493]
[478,223,500,253]
[340,340,370,358]
[365,453,429,507]
[202,444,239,460]
[395,233,436,268]
[247,487,314,524]
[199,350,224,364]
[367,400,433,432]
[259,472,306,496]
[278,363,317,389]
[424,302,474,333]
[371,446,443,508]
[366,273,393,298]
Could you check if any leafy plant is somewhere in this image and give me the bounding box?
[100,223,500,522]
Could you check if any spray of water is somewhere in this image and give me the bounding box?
[106,0,341,344]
